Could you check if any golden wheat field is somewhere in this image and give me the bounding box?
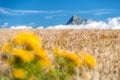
[0,29,120,80]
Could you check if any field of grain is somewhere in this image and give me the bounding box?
[0,29,120,80]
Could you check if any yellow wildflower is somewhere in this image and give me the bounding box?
[38,58,51,67]
[13,31,41,49]
[63,51,83,67]
[81,52,96,68]
[35,48,51,67]
[12,68,26,79]
[2,42,12,53]
[35,48,49,59]
[12,49,34,63]
[52,48,83,67]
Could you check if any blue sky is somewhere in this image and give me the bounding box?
[0,0,120,27]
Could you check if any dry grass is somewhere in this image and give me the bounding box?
[0,29,120,80]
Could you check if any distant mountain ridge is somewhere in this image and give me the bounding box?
[66,15,87,25]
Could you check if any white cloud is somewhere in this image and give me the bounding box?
[10,25,32,29]
[36,26,44,29]
[0,7,65,15]
[94,12,112,15]
[12,10,45,13]
[0,7,117,17]
[10,25,44,29]
[8,17,120,29]
[0,8,13,15]
[107,17,120,29]
[1,22,8,28]
[46,17,120,29]
[79,9,114,15]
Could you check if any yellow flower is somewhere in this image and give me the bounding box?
[38,58,51,67]
[12,68,26,79]
[81,52,96,68]
[63,52,83,67]
[12,49,34,63]
[35,48,51,67]
[52,48,83,67]
[13,31,41,49]
[2,42,12,53]
[35,48,48,59]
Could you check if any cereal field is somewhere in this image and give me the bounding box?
[0,29,120,80]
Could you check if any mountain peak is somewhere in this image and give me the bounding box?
[66,15,87,25]
[71,15,79,20]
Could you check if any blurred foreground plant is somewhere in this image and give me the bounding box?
[52,47,96,80]
[2,31,52,80]
[1,31,96,80]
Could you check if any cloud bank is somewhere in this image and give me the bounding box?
[10,25,33,29]
[6,17,120,29]
[46,17,120,29]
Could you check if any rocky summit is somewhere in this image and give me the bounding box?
[66,15,87,25]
